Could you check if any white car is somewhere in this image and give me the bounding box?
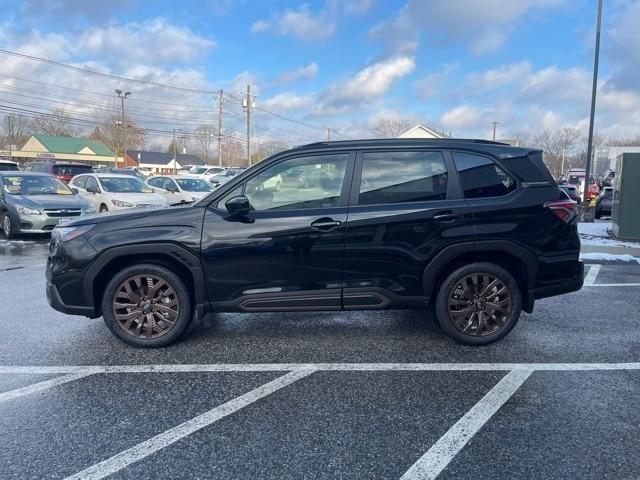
[190,166,226,179]
[146,175,214,203]
[70,173,169,213]
[208,168,243,187]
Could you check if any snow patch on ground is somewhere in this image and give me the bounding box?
[578,222,640,249]
[580,252,640,264]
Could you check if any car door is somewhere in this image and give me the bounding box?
[341,149,473,309]
[147,177,172,202]
[84,175,104,211]
[201,151,354,310]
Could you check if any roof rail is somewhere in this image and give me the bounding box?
[298,138,510,148]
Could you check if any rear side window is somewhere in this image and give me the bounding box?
[453,152,517,199]
[358,151,448,205]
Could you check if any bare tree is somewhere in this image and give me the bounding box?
[605,133,640,146]
[89,109,145,159]
[253,140,288,163]
[373,118,413,138]
[193,124,217,164]
[220,133,245,167]
[31,108,75,137]
[532,127,582,177]
[1,113,31,149]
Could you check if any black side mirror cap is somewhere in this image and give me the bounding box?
[225,195,251,216]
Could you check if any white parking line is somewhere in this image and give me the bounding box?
[584,283,640,287]
[583,264,601,286]
[0,372,92,403]
[1,362,640,374]
[63,368,315,480]
[400,369,532,480]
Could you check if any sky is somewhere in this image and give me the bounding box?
[0,0,639,149]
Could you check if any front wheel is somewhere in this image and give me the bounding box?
[101,264,193,348]
[434,262,522,345]
[1,212,16,239]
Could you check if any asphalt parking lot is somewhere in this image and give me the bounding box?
[1,238,640,479]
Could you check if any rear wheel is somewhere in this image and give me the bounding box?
[435,262,522,345]
[1,212,16,239]
[101,264,192,347]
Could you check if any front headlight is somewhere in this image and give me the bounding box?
[82,207,96,215]
[15,205,41,215]
[111,199,134,208]
[54,224,95,241]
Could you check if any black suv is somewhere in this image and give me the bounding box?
[46,139,583,347]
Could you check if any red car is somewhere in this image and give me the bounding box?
[24,161,93,183]
[566,172,599,201]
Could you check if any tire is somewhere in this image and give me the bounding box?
[434,262,522,346]
[101,263,193,348]
[99,204,108,213]
[1,212,16,239]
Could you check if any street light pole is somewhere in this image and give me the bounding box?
[115,89,131,167]
[583,0,603,205]
[492,121,499,141]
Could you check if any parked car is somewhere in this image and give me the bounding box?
[69,173,169,213]
[0,172,95,238]
[0,159,19,171]
[47,139,583,348]
[566,172,599,201]
[191,166,225,179]
[24,160,93,183]
[146,175,213,203]
[93,167,147,182]
[598,169,615,188]
[595,186,613,219]
[559,185,580,203]
[208,168,242,187]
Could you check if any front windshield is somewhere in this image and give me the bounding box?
[2,175,74,195]
[99,176,152,193]
[176,178,213,192]
[191,166,208,175]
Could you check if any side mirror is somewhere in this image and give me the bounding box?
[87,185,99,194]
[225,195,251,216]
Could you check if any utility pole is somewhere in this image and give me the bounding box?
[217,90,224,167]
[492,121,499,141]
[561,148,566,176]
[172,128,181,174]
[243,85,255,166]
[327,128,331,141]
[584,0,603,205]
[115,89,131,166]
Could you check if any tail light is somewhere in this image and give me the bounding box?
[544,200,577,222]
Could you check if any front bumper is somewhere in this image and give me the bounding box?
[17,213,82,233]
[46,274,97,317]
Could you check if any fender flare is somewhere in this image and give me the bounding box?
[83,242,207,308]
[422,240,538,299]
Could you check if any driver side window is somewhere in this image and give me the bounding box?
[244,154,348,211]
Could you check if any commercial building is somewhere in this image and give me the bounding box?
[594,145,640,176]
[125,150,205,174]
[4,135,118,167]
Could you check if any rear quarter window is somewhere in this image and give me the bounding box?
[499,151,555,183]
[453,152,517,199]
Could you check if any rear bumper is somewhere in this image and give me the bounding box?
[531,260,584,301]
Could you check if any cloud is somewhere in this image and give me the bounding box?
[263,92,315,111]
[275,62,318,85]
[440,105,482,130]
[371,0,567,55]
[253,4,336,41]
[20,0,134,22]
[413,63,458,100]
[77,19,215,67]
[605,1,640,92]
[323,56,415,107]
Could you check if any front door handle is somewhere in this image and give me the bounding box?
[310,217,343,231]
[433,212,462,223]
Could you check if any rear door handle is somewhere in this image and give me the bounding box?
[310,217,343,231]
[433,212,462,223]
